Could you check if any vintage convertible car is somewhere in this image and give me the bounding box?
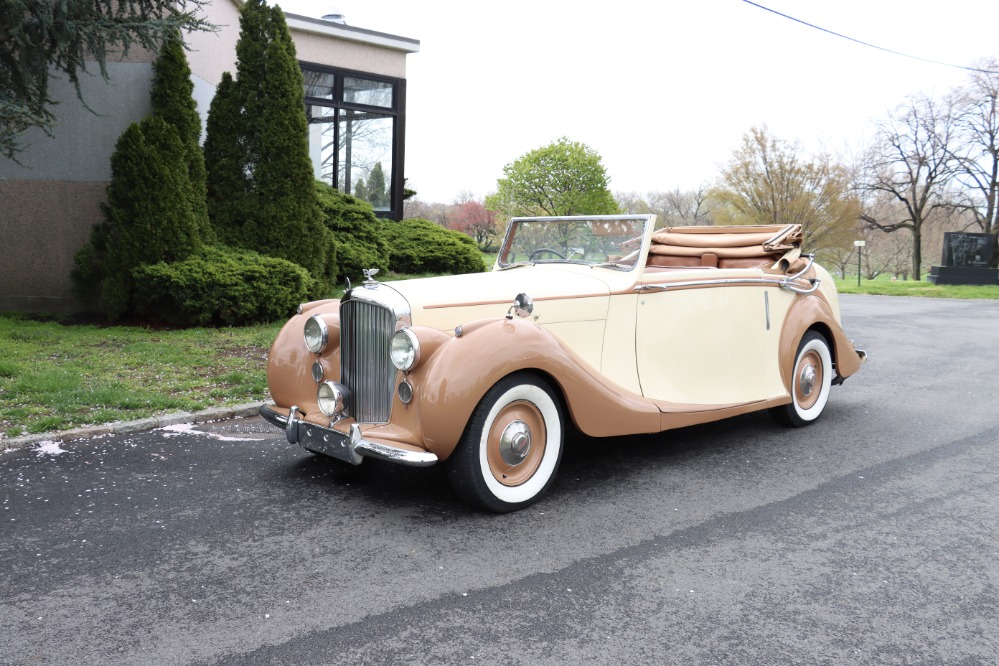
[260,215,866,512]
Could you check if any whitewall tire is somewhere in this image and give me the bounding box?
[770,331,833,427]
[447,373,565,512]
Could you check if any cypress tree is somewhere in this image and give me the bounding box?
[150,30,212,243]
[366,162,388,209]
[234,0,271,190]
[82,116,201,318]
[204,71,249,244]
[253,7,332,284]
[203,0,334,290]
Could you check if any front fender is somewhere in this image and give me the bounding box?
[414,318,660,460]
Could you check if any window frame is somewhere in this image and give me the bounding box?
[300,61,407,220]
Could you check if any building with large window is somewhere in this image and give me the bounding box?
[0,1,418,314]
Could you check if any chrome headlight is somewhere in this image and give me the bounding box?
[317,381,350,418]
[389,328,420,372]
[304,315,328,353]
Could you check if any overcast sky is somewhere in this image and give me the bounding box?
[274,0,999,204]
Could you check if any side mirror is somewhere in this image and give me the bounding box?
[506,292,534,319]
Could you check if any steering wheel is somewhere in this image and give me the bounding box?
[529,248,566,260]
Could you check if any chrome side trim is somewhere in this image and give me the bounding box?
[635,275,819,294]
[259,404,438,468]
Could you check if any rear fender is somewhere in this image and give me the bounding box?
[779,296,862,390]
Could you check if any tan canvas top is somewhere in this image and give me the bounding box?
[650,224,802,258]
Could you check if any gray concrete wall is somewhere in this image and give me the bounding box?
[0,180,107,313]
[0,62,153,313]
[0,62,154,182]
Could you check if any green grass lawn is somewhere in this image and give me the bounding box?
[834,275,999,299]
[0,313,283,439]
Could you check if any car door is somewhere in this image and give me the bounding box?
[634,276,770,406]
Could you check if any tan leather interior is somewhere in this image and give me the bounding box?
[646,224,802,270]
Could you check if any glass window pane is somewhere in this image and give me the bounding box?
[339,109,393,210]
[303,69,335,100]
[344,77,393,109]
[307,105,336,184]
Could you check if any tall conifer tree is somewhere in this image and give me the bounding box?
[203,0,333,289]
[204,72,248,244]
[150,30,212,243]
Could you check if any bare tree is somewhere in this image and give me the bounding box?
[948,57,999,265]
[614,191,651,214]
[859,95,958,280]
[712,126,858,258]
[646,186,716,227]
[402,198,446,224]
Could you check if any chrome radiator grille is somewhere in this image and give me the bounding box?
[340,299,396,423]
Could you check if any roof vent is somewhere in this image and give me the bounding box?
[322,7,347,24]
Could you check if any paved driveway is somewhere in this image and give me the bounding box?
[1,295,997,665]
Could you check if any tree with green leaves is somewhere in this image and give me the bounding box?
[150,30,212,242]
[0,0,214,159]
[486,137,618,218]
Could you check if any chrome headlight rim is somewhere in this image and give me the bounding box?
[317,381,349,418]
[304,315,329,354]
[389,328,421,372]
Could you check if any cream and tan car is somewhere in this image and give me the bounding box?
[260,215,866,512]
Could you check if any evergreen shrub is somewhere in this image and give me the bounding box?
[381,219,486,275]
[71,115,202,319]
[131,246,311,326]
[315,181,389,282]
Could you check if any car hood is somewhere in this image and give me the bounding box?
[384,267,614,331]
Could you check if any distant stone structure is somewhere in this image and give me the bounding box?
[928,232,999,285]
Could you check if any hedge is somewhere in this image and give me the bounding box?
[381,218,486,275]
[131,246,311,326]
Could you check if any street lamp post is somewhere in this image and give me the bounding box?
[854,240,866,287]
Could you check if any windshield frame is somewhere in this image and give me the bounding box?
[495,215,654,272]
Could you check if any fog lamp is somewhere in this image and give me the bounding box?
[317,381,350,418]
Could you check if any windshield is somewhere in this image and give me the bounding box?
[496,215,651,271]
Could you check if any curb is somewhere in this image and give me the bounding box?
[1,402,268,453]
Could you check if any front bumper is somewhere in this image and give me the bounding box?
[259,404,438,468]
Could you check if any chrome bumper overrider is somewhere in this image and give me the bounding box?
[258,404,438,468]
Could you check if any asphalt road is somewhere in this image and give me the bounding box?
[2,294,997,665]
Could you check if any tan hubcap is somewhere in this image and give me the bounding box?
[794,349,823,410]
[486,400,547,487]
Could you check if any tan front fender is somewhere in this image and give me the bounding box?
[415,318,661,460]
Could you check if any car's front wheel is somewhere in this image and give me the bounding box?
[770,330,833,427]
[447,373,565,512]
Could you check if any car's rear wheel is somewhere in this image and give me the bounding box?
[770,331,833,427]
[447,373,564,513]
